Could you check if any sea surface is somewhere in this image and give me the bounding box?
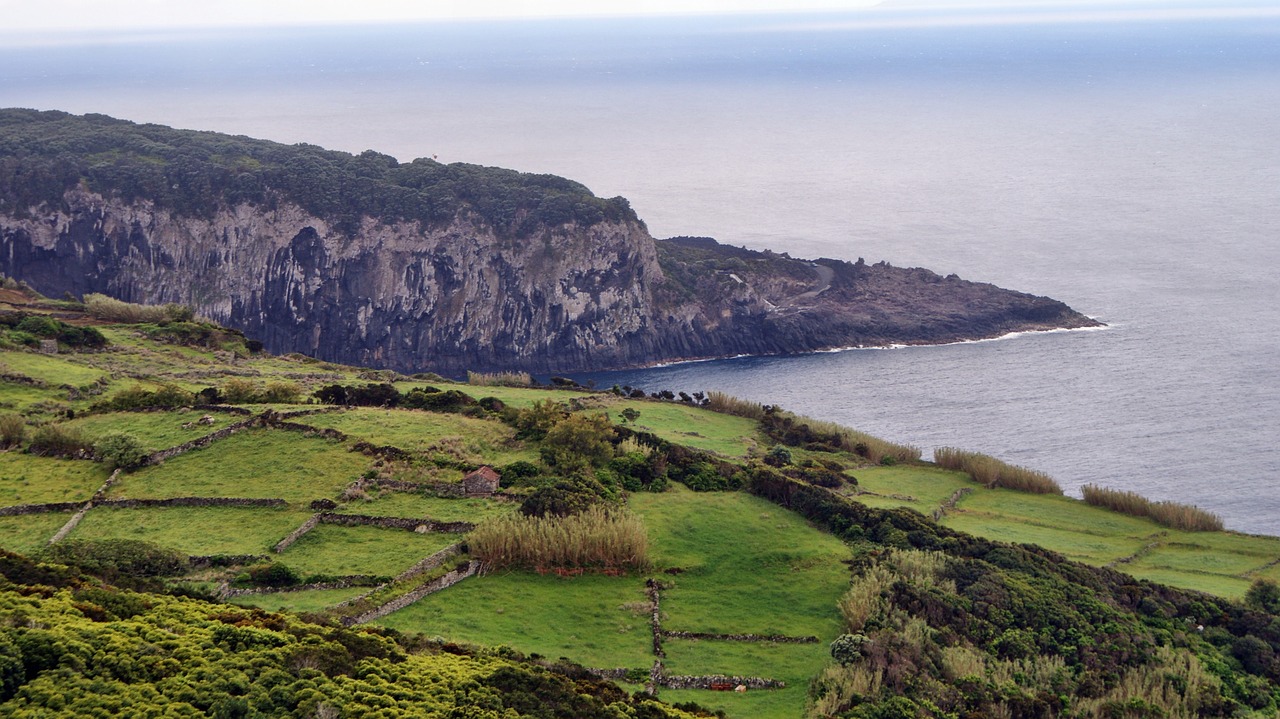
[2,3,1278,534]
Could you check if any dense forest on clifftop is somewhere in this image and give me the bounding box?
[0,108,636,237]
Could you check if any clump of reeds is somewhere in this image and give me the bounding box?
[84,293,191,324]
[933,447,1061,495]
[0,412,26,448]
[705,390,766,420]
[1081,484,1223,532]
[467,370,532,387]
[468,505,648,573]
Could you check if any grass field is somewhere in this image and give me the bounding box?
[70,505,313,556]
[607,400,763,458]
[632,486,850,639]
[374,572,655,670]
[0,512,72,554]
[0,454,108,506]
[66,410,239,451]
[276,523,460,578]
[850,465,974,513]
[337,493,516,523]
[0,352,109,387]
[660,640,828,719]
[297,407,536,465]
[443,384,595,409]
[106,429,369,502]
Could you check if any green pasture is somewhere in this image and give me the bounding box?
[229,586,370,613]
[337,493,515,523]
[375,572,654,670]
[297,407,535,465]
[0,351,108,387]
[0,454,108,506]
[277,523,459,578]
[632,486,849,639]
[851,465,975,513]
[660,640,828,719]
[106,429,368,502]
[70,504,313,556]
[609,400,762,458]
[0,512,71,554]
[66,410,239,451]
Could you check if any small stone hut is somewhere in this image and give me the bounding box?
[462,466,500,497]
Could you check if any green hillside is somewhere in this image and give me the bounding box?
[2,286,1279,718]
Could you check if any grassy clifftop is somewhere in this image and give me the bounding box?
[1,287,1278,718]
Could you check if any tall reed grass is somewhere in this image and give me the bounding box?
[84,293,190,324]
[468,505,648,572]
[1081,484,1223,532]
[933,447,1062,495]
[467,370,532,387]
[704,390,766,420]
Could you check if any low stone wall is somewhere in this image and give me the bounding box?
[647,578,665,658]
[351,441,413,462]
[221,575,382,598]
[0,501,83,516]
[393,543,463,582]
[342,560,481,626]
[659,630,818,644]
[269,420,346,441]
[932,487,974,521]
[146,417,258,465]
[95,497,287,510]
[317,512,473,534]
[279,407,341,419]
[47,467,122,545]
[659,674,785,690]
[188,554,267,569]
[273,514,321,553]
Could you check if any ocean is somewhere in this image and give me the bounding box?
[2,3,1277,534]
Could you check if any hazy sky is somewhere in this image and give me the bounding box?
[2,0,1274,34]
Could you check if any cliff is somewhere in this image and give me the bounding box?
[0,109,1100,374]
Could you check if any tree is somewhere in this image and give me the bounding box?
[540,413,615,472]
[93,432,149,471]
[1246,579,1280,615]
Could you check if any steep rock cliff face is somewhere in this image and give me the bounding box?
[0,188,1100,374]
[1,188,665,373]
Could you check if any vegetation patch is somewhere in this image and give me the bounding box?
[934,446,1062,494]
[337,493,515,523]
[0,512,70,554]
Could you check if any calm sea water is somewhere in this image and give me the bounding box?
[2,6,1278,534]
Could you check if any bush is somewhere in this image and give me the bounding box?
[540,413,615,472]
[93,432,149,471]
[831,633,870,665]
[520,479,608,518]
[261,381,303,403]
[1246,579,1280,615]
[0,413,25,448]
[467,370,531,387]
[83,293,172,323]
[42,538,189,580]
[98,383,196,410]
[28,424,93,458]
[498,460,542,487]
[243,562,302,588]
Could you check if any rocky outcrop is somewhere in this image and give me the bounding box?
[0,116,1100,374]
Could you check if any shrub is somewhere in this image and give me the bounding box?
[0,413,25,448]
[1245,579,1280,615]
[220,378,262,404]
[469,505,648,573]
[1080,484,1223,532]
[42,538,189,580]
[520,479,607,518]
[98,383,196,410]
[243,562,302,588]
[93,432,149,471]
[28,424,93,458]
[498,460,542,487]
[261,381,303,404]
[831,633,870,665]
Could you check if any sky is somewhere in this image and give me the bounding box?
[2,0,1275,35]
